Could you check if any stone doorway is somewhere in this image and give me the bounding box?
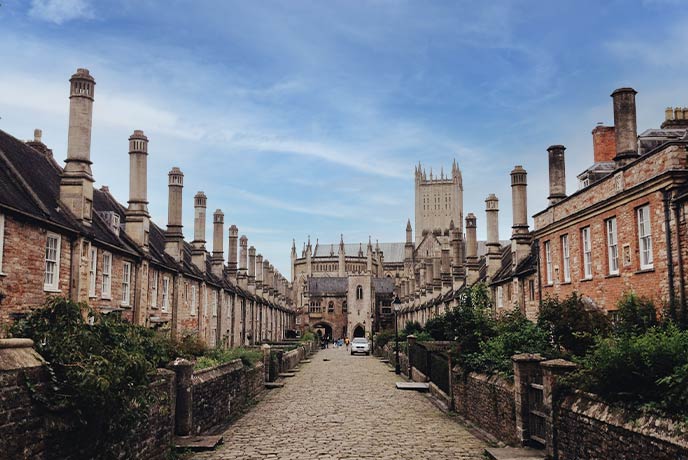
[313,322,333,341]
[353,325,365,338]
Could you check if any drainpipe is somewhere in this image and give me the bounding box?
[673,201,686,326]
[663,189,676,320]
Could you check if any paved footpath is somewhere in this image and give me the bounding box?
[192,347,485,460]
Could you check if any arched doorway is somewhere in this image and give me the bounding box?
[313,322,333,341]
[353,324,365,338]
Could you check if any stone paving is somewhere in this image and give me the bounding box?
[192,347,485,460]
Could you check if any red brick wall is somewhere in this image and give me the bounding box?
[0,215,72,330]
[592,125,616,163]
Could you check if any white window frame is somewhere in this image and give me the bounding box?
[0,213,5,274]
[637,205,653,269]
[582,227,593,279]
[496,286,503,308]
[44,232,61,292]
[121,262,132,306]
[102,251,112,299]
[607,217,619,275]
[561,235,570,283]
[161,277,170,312]
[544,241,553,284]
[150,271,158,308]
[89,246,97,298]
[191,284,198,315]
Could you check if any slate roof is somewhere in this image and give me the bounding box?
[372,277,395,294]
[489,241,538,285]
[308,277,348,295]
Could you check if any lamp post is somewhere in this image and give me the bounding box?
[393,295,402,374]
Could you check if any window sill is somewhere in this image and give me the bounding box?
[560,281,572,286]
[120,304,131,309]
[605,273,621,279]
[580,278,593,283]
[635,268,655,274]
[0,272,6,277]
[101,295,112,300]
[544,283,554,287]
[44,287,61,293]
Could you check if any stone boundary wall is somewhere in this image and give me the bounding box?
[0,339,176,460]
[378,344,409,375]
[555,392,688,460]
[190,360,264,434]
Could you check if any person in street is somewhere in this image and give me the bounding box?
[345,337,350,351]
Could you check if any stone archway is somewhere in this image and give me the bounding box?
[313,322,333,341]
[353,324,365,338]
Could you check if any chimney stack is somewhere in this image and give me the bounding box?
[450,223,465,285]
[263,259,270,294]
[211,209,224,277]
[592,125,616,163]
[465,213,479,284]
[248,246,256,292]
[239,235,248,274]
[510,165,531,268]
[441,247,451,289]
[61,68,96,224]
[256,253,264,291]
[191,192,207,272]
[547,145,566,205]
[164,167,184,262]
[485,194,501,279]
[228,225,238,279]
[611,87,638,166]
[125,130,150,250]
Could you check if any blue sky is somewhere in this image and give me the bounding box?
[1,0,686,275]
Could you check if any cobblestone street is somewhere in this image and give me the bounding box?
[192,347,485,460]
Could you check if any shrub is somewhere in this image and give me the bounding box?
[374,329,396,348]
[570,324,688,417]
[443,284,496,365]
[424,315,447,340]
[300,331,316,342]
[614,292,659,336]
[194,347,262,371]
[463,310,553,376]
[9,297,165,459]
[537,293,611,357]
[404,320,423,336]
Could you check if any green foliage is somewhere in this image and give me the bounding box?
[463,310,553,377]
[614,292,659,336]
[194,347,263,371]
[537,293,611,358]
[300,331,316,342]
[374,329,396,348]
[404,320,423,336]
[443,284,496,365]
[9,297,164,459]
[570,324,688,417]
[424,315,447,340]
[414,331,434,342]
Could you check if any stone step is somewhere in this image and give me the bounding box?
[379,358,390,363]
[484,447,546,460]
[278,372,296,378]
[174,435,223,451]
[265,382,285,389]
[395,382,429,391]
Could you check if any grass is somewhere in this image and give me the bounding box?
[194,347,263,371]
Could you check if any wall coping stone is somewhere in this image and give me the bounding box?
[0,338,46,370]
[540,358,577,370]
[192,359,244,384]
[562,391,688,449]
[0,338,35,348]
[511,353,545,362]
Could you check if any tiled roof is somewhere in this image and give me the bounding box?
[372,277,395,294]
[308,277,348,294]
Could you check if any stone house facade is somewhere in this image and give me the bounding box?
[0,68,295,345]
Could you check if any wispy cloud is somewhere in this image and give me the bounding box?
[28,0,94,24]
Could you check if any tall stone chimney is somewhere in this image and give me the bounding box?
[263,259,271,296]
[211,209,224,277]
[227,225,238,279]
[256,253,264,292]
[510,166,531,268]
[547,145,566,205]
[441,247,451,290]
[191,192,207,272]
[611,87,638,166]
[485,194,501,279]
[125,130,150,251]
[238,235,248,288]
[164,167,184,263]
[465,213,479,284]
[61,68,96,224]
[248,246,256,293]
[450,221,465,285]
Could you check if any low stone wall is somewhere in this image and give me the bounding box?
[378,344,409,375]
[451,370,518,446]
[191,360,265,434]
[555,392,688,460]
[0,339,176,460]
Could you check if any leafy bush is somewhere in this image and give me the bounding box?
[414,331,434,342]
[9,297,166,459]
[614,292,658,336]
[570,324,688,417]
[424,315,447,340]
[538,293,611,357]
[443,284,496,365]
[404,320,423,336]
[300,331,316,342]
[374,329,396,348]
[463,310,553,376]
[194,347,263,370]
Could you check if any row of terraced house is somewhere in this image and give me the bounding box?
[396,87,688,326]
[0,68,295,345]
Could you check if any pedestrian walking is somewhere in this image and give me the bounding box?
[345,337,350,351]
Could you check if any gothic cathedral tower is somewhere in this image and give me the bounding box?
[414,160,463,245]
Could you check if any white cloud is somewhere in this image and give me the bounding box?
[28,0,94,24]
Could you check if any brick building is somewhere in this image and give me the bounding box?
[0,68,295,345]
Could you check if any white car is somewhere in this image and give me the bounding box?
[350,337,370,355]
